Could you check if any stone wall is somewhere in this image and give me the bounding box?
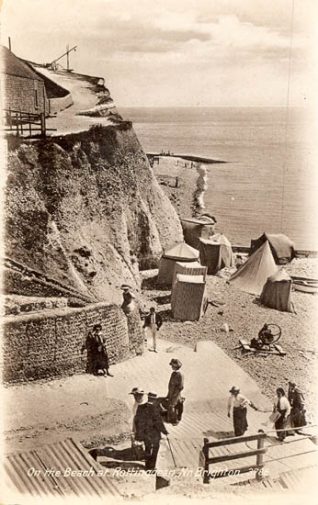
[2,302,143,383]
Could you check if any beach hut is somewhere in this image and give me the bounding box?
[250,233,295,265]
[260,269,294,312]
[181,215,216,249]
[199,234,234,274]
[172,261,207,286]
[229,240,278,295]
[157,242,199,286]
[171,274,206,321]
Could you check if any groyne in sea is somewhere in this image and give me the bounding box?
[147,152,226,165]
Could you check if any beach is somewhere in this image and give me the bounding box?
[142,153,318,421]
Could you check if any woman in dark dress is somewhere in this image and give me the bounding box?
[93,324,113,377]
[82,324,113,376]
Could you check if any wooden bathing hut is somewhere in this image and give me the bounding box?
[171,274,206,321]
[157,242,199,286]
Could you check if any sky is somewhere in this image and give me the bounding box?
[1,0,317,107]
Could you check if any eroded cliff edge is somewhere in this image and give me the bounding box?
[5,123,183,303]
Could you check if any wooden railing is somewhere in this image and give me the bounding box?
[202,430,267,484]
[2,108,56,137]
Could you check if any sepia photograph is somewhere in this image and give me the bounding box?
[0,0,317,503]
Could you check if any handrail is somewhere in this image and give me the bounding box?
[3,108,47,137]
[204,432,267,448]
[202,430,266,484]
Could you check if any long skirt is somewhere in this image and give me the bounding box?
[290,407,306,429]
[94,350,109,373]
[275,414,287,440]
[233,407,248,436]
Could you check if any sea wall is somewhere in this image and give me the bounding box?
[2,302,143,383]
[5,123,183,303]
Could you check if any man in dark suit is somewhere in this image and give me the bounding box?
[134,392,168,471]
[143,307,163,352]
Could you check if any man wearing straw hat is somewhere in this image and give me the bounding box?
[134,392,168,471]
[129,387,145,457]
[227,386,258,436]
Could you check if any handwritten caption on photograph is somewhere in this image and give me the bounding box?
[27,466,269,479]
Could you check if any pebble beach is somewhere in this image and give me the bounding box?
[147,155,318,421]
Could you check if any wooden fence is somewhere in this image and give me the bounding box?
[3,108,55,138]
[202,430,267,483]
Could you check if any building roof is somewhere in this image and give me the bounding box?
[4,438,121,497]
[0,45,43,81]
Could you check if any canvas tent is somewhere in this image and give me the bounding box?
[250,233,295,264]
[260,269,294,312]
[181,215,216,249]
[199,234,234,274]
[172,261,207,286]
[229,240,278,295]
[171,274,206,321]
[157,242,199,286]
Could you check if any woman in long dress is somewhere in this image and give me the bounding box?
[227,386,258,436]
[274,387,291,441]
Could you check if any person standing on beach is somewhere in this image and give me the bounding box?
[273,387,291,441]
[134,392,168,471]
[166,359,184,425]
[143,307,162,352]
[129,387,145,457]
[287,381,306,434]
[93,324,114,377]
[227,386,258,436]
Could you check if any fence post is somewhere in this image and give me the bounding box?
[256,429,265,481]
[203,437,210,484]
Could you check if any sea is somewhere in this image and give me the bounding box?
[120,107,318,251]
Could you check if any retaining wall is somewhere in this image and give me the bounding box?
[2,302,144,383]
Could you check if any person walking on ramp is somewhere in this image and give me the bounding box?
[166,359,184,425]
[273,387,291,441]
[134,392,168,471]
[143,307,162,352]
[227,386,258,436]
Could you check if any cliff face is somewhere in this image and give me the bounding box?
[5,124,183,303]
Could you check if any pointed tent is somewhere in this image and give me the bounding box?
[229,241,278,295]
[250,233,295,265]
[199,234,234,275]
[260,269,294,312]
[157,242,200,286]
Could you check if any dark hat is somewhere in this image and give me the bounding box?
[229,386,240,394]
[148,392,157,399]
[93,324,102,332]
[288,381,296,386]
[129,387,144,395]
[169,359,182,368]
[121,284,133,290]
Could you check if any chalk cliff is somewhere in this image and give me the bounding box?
[5,123,183,303]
